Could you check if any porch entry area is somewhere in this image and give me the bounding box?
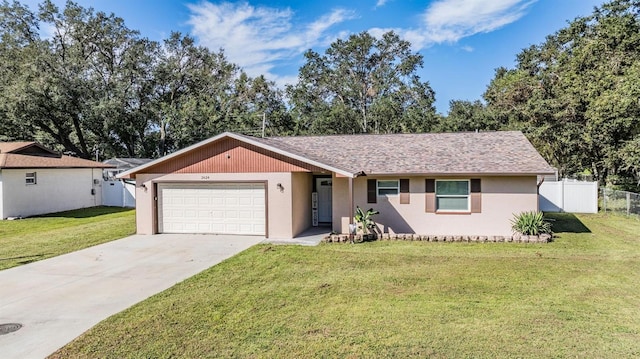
[312,177,332,225]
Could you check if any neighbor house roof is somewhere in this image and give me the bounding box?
[0,141,57,155]
[0,142,113,169]
[119,131,555,179]
[103,158,153,170]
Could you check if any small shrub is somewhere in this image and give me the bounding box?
[511,211,552,235]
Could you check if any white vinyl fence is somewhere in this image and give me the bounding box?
[102,179,136,207]
[539,180,598,213]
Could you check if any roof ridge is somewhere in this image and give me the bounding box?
[265,130,522,140]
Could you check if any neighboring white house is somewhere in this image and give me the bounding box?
[0,142,112,219]
[102,158,152,207]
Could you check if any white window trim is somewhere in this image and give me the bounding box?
[377,179,399,196]
[435,179,470,212]
[26,172,37,185]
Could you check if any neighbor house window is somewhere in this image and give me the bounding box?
[26,172,37,185]
[377,180,399,196]
[435,180,469,211]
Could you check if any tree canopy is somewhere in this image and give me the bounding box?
[0,0,290,158]
[2,0,639,189]
[455,0,640,187]
[286,31,438,135]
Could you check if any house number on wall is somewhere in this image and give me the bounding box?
[201,176,210,180]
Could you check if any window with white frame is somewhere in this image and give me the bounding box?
[436,180,469,211]
[377,180,399,196]
[25,172,37,185]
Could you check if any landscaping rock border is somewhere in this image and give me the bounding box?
[322,233,552,244]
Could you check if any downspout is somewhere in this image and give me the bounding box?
[536,176,545,191]
[349,176,354,230]
[92,168,97,207]
[536,177,545,212]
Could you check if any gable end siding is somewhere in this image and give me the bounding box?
[143,138,324,174]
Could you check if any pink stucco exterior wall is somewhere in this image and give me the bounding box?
[134,172,312,238]
[332,176,539,237]
[133,171,538,238]
[291,172,312,237]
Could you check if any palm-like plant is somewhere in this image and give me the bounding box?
[355,206,379,234]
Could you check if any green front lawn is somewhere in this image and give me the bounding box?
[51,213,640,358]
[0,206,135,270]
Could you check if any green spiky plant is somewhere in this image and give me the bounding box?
[511,211,552,235]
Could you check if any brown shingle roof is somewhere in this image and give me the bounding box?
[249,131,555,175]
[0,142,36,153]
[119,131,555,179]
[0,142,112,169]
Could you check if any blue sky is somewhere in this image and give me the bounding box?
[22,0,606,113]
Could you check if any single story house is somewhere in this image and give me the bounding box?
[102,158,153,180]
[0,142,112,219]
[118,131,555,238]
[102,158,153,208]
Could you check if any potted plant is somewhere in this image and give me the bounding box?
[354,206,379,242]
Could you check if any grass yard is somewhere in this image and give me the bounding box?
[52,213,640,358]
[0,206,135,270]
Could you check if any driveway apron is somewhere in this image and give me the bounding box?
[0,234,263,359]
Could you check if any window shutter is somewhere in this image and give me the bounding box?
[367,179,377,204]
[400,179,410,204]
[470,178,481,213]
[425,179,435,213]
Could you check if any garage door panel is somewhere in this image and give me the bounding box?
[158,183,265,235]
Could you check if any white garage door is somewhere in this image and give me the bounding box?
[158,183,265,235]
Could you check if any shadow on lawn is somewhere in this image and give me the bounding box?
[545,213,591,233]
[37,206,133,219]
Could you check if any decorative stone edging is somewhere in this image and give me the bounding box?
[322,233,552,244]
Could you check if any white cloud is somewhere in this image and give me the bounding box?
[186,0,534,85]
[421,0,535,44]
[375,0,389,8]
[369,1,534,51]
[187,1,354,84]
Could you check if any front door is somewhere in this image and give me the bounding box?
[316,178,332,223]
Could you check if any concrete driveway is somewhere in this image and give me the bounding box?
[0,234,264,359]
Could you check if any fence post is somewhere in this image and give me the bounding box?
[627,192,631,215]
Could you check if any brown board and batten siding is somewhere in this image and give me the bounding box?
[367,179,376,203]
[470,178,482,213]
[399,179,410,204]
[425,179,436,213]
[142,138,325,174]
